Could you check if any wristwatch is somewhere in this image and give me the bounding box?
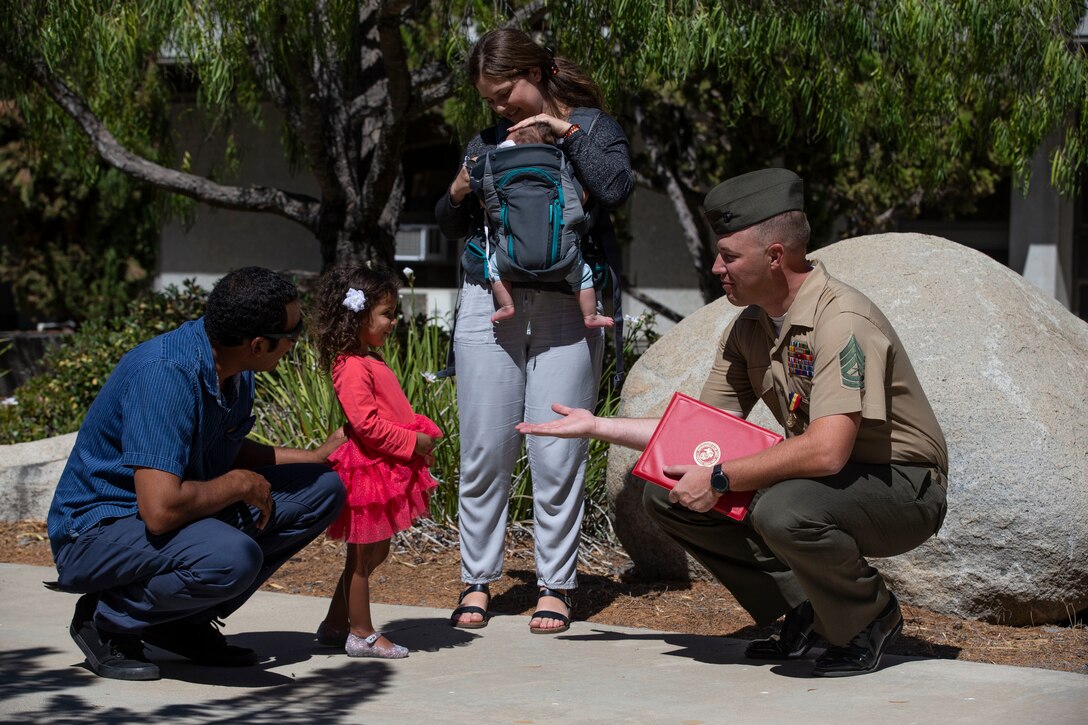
[710,463,731,495]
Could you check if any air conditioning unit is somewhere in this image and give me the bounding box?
[395,224,449,262]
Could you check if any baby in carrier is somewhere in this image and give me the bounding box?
[478,122,613,329]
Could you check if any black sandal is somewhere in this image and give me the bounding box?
[529,587,573,634]
[450,583,491,629]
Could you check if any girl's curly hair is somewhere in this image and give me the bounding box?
[310,263,400,372]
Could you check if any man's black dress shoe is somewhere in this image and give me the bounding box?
[69,593,161,681]
[142,618,259,666]
[745,600,817,659]
[812,593,903,677]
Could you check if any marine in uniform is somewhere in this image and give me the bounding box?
[646,168,948,676]
[518,168,948,677]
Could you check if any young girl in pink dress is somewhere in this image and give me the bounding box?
[311,263,441,659]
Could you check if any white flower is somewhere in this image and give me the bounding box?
[421,371,438,383]
[1,397,17,407]
[402,266,415,279]
[624,314,639,323]
[342,288,367,312]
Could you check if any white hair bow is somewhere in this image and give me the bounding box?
[342,288,367,312]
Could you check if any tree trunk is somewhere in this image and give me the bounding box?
[4,2,465,274]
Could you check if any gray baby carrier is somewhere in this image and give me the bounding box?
[469,143,589,286]
[436,109,627,387]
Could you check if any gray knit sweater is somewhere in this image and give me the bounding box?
[434,107,634,285]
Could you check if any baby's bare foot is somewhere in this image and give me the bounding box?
[584,314,614,329]
[491,305,516,323]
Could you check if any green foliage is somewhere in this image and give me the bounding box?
[249,337,344,451]
[0,0,540,267]
[443,1,1088,252]
[2,2,177,164]
[380,314,461,521]
[4,0,1085,284]
[579,0,1088,231]
[0,2,172,324]
[1,269,658,540]
[250,290,659,539]
[0,281,207,444]
[0,338,10,382]
[0,100,161,323]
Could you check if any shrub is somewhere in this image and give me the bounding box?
[250,295,462,524]
[3,279,658,543]
[378,308,460,520]
[0,102,161,325]
[250,289,659,539]
[0,281,207,444]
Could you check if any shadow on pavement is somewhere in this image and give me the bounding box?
[0,644,396,724]
[559,627,932,679]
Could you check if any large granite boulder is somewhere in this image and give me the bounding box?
[0,432,74,522]
[609,233,1088,625]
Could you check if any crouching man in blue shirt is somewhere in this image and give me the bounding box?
[47,266,347,681]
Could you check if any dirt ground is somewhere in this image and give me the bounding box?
[6,519,1085,675]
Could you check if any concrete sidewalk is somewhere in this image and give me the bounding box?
[1,563,1084,724]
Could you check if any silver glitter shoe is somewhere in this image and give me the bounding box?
[345,632,408,659]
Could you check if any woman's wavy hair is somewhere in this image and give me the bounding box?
[310,262,400,372]
[467,28,604,113]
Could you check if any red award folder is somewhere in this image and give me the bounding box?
[632,392,783,521]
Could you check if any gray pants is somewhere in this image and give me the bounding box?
[644,462,947,645]
[454,281,603,589]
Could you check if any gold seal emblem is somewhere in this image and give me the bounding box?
[693,442,721,467]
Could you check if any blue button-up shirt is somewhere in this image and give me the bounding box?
[47,318,256,555]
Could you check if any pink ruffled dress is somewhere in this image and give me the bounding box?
[325,353,441,544]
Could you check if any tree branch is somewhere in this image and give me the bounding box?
[310,0,358,202]
[353,2,413,238]
[404,60,459,119]
[620,280,686,323]
[242,21,294,122]
[873,188,924,229]
[348,87,386,120]
[410,61,447,88]
[508,0,548,28]
[633,96,719,303]
[20,56,321,230]
[408,75,459,120]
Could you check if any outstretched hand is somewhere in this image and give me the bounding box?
[516,403,596,439]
